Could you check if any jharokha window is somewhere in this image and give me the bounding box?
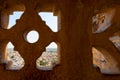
[92,6,120,75]
[0,3,61,71]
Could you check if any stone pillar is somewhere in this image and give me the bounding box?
[56,0,99,80]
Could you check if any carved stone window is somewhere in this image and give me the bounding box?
[0,1,61,71]
[92,6,120,74]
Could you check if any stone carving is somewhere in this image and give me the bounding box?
[92,6,120,74]
[0,1,58,70]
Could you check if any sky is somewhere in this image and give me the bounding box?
[8,12,57,48]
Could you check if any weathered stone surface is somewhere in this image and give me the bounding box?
[0,0,120,80]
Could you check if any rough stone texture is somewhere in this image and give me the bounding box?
[0,0,120,80]
[93,47,120,74]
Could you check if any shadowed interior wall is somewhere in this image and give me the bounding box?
[0,0,120,80]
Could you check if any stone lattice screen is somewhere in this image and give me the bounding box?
[0,0,120,80]
[0,0,62,80]
[92,5,120,74]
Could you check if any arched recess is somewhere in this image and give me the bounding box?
[6,42,25,70]
[92,47,120,74]
[36,42,60,70]
[92,7,115,33]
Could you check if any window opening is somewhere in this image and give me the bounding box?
[8,11,24,29]
[39,12,58,32]
[109,35,120,51]
[26,30,39,43]
[7,11,60,70]
[92,47,120,74]
[6,42,25,70]
[92,8,115,33]
[36,42,59,70]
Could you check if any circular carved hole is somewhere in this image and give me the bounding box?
[26,30,39,43]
